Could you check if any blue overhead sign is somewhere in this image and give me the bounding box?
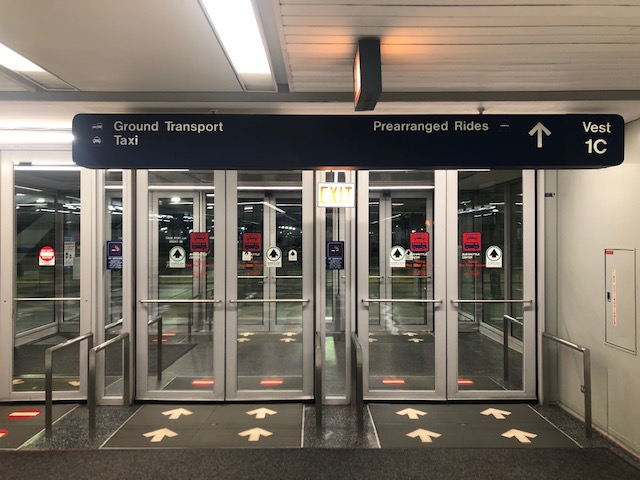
[72,114,624,169]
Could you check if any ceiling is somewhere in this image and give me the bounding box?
[0,0,640,137]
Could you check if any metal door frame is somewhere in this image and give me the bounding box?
[225,170,314,401]
[357,170,448,401]
[446,169,537,400]
[315,170,356,405]
[0,154,91,401]
[136,170,225,401]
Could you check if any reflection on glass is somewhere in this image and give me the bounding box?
[13,167,81,392]
[146,170,215,392]
[236,171,304,392]
[367,171,436,391]
[457,170,524,391]
[368,200,381,325]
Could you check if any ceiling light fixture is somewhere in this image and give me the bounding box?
[200,0,274,91]
[0,42,75,90]
[0,129,73,145]
[0,42,44,72]
[354,38,382,111]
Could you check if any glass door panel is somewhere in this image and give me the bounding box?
[319,169,355,402]
[137,170,221,400]
[13,166,81,392]
[448,169,535,399]
[358,170,446,399]
[226,171,313,400]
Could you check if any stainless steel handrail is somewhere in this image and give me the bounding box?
[351,333,364,436]
[229,298,310,303]
[542,331,592,438]
[148,315,163,383]
[45,332,94,439]
[452,299,533,304]
[273,275,304,279]
[104,319,123,332]
[314,332,322,434]
[89,332,131,439]
[15,297,81,301]
[237,275,267,279]
[503,315,524,383]
[139,299,221,304]
[362,298,442,304]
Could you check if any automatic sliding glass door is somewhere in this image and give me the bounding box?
[447,170,536,399]
[226,171,313,400]
[136,170,313,401]
[357,169,536,401]
[137,170,223,400]
[357,170,447,400]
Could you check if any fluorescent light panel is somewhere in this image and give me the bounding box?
[201,0,274,91]
[0,42,44,72]
[0,130,73,145]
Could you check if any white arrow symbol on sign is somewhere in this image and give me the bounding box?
[238,427,273,442]
[403,332,418,337]
[406,428,441,443]
[528,122,551,148]
[240,332,254,337]
[282,332,297,337]
[501,428,537,444]
[280,338,296,343]
[396,408,427,420]
[247,408,278,419]
[143,428,178,443]
[408,338,424,343]
[238,338,251,343]
[162,408,193,420]
[481,408,512,420]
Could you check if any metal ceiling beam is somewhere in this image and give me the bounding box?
[1,90,640,103]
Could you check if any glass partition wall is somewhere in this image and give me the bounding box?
[0,162,536,404]
[11,163,82,393]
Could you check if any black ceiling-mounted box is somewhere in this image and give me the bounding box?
[353,38,381,111]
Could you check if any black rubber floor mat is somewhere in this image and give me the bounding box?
[102,403,303,449]
[369,403,578,448]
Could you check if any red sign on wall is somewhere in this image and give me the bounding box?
[462,232,482,252]
[410,232,430,253]
[189,232,210,253]
[243,233,262,253]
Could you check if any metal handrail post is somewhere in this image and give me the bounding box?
[148,315,163,383]
[542,332,592,438]
[314,332,322,434]
[502,315,523,384]
[583,348,592,438]
[45,332,94,438]
[351,333,364,436]
[88,348,97,438]
[89,332,130,439]
[503,316,510,383]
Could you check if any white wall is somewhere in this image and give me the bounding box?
[551,118,640,454]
